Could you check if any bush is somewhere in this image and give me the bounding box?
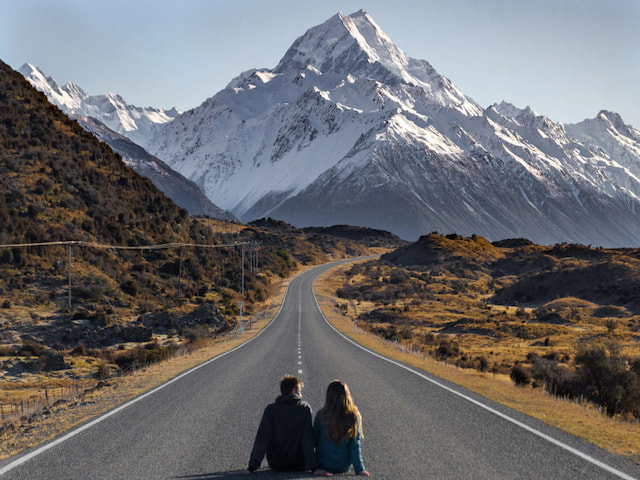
[530,356,580,397]
[434,339,460,359]
[575,344,640,417]
[71,342,87,356]
[510,364,531,386]
[113,347,145,372]
[478,355,489,372]
[183,325,209,344]
[20,341,47,357]
[95,360,110,380]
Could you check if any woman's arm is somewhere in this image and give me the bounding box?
[349,424,368,475]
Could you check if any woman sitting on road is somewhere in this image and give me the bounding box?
[313,380,371,477]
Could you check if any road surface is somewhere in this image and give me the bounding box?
[1,259,639,479]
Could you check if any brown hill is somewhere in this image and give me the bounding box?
[381,233,640,314]
[381,233,504,269]
[0,60,372,354]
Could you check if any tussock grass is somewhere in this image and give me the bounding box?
[314,262,640,464]
[0,274,292,461]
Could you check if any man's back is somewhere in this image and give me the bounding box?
[248,393,316,472]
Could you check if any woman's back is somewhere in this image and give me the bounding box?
[314,408,365,473]
[313,381,369,476]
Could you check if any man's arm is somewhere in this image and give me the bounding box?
[248,407,272,472]
[302,406,318,471]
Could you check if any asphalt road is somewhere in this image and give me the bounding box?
[1,259,639,479]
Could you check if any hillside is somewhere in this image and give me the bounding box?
[333,234,640,418]
[71,114,235,219]
[0,59,379,397]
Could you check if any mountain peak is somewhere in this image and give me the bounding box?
[274,9,407,79]
[272,10,479,115]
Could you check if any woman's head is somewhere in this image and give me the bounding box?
[325,380,353,410]
[323,380,361,443]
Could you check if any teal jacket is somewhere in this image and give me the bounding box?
[313,409,366,474]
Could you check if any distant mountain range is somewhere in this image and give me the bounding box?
[18,63,177,148]
[20,10,640,246]
[19,64,235,220]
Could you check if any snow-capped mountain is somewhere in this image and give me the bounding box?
[18,63,234,219]
[19,63,178,148]
[144,9,640,246]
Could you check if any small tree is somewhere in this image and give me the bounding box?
[510,363,531,386]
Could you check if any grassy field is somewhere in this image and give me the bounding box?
[313,260,640,465]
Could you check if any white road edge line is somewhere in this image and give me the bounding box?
[0,280,293,475]
[312,276,638,480]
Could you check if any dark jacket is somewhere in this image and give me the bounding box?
[248,394,317,472]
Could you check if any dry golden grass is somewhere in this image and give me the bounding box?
[0,273,292,461]
[2,257,638,465]
[314,261,640,464]
[194,217,246,235]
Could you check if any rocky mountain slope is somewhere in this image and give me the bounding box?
[71,114,236,220]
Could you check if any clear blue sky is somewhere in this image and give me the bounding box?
[1,0,638,127]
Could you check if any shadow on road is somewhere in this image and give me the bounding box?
[175,469,329,479]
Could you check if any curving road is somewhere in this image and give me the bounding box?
[1,260,639,479]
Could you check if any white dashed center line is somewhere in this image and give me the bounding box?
[297,297,303,375]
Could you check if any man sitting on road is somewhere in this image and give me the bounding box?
[244,375,318,474]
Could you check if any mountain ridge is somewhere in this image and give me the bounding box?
[18,63,179,149]
[70,114,237,220]
[20,10,640,246]
[145,10,640,246]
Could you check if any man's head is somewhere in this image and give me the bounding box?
[280,375,302,395]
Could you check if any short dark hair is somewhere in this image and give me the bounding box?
[280,375,301,395]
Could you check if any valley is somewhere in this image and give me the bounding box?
[2,6,640,475]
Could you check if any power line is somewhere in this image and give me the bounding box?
[0,239,259,307]
[0,240,252,250]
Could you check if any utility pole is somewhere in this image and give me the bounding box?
[178,246,184,304]
[241,243,245,296]
[68,244,72,309]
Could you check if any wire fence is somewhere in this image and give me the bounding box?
[0,238,255,307]
[0,380,93,427]
[0,238,262,429]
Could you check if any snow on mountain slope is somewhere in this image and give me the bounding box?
[146,10,640,246]
[19,63,179,148]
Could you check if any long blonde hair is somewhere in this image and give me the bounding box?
[322,380,362,444]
